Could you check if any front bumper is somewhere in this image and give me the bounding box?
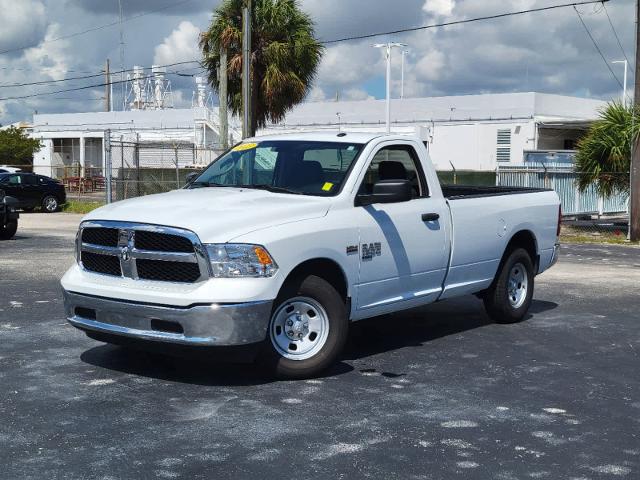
[63,290,273,347]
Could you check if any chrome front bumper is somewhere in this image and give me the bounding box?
[63,290,273,346]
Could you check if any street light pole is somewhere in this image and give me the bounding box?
[373,42,407,134]
[613,60,628,106]
[401,50,409,100]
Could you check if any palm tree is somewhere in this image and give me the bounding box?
[200,0,324,136]
[575,102,639,197]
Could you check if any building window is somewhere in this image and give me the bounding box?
[563,139,576,150]
[496,129,511,162]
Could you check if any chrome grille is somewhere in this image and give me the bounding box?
[81,251,121,276]
[77,221,210,283]
[81,227,118,247]
[134,230,193,253]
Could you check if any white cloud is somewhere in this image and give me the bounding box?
[422,0,455,17]
[415,50,446,82]
[0,0,47,56]
[342,88,374,101]
[23,24,71,80]
[153,21,201,66]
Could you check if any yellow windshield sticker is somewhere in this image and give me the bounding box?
[322,182,334,192]
[232,142,258,152]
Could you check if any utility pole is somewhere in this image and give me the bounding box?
[241,0,252,138]
[373,42,407,133]
[104,59,111,112]
[219,48,229,149]
[631,0,640,241]
[118,0,125,111]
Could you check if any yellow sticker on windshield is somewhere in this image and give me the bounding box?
[322,182,334,192]
[232,142,258,152]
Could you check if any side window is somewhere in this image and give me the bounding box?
[23,174,38,186]
[8,175,21,185]
[358,145,428,199]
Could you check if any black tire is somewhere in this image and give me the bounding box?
[41,195,59,213]
[483,248,534,324]
[0,220,18,240]
[261,275,348,379]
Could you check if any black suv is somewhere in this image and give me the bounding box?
[0,172,66,213]
[0,188,19,239]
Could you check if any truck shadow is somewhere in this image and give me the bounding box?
[345,297,558,361]
[79,296,557,385]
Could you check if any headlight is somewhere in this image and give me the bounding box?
[205,244,278,278]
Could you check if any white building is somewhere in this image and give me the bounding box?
[30,91,605,177]
[262,92,606,171]
[31,106,239,177]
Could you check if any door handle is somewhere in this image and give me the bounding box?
[421,213,440,222]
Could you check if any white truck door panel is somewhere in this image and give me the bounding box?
[354,199,449,316]
[351,142,449,319]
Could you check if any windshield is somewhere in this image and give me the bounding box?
[189,140,364,196]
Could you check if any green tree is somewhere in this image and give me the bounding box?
[200,0,324,135]
[0,127,42,167]
[576,102,637,197]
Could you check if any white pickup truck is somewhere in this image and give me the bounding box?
[62,132,560,378]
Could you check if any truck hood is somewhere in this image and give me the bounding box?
[83,188,332,243]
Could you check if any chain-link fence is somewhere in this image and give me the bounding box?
[106,139,215,202]
[497,165,630,241]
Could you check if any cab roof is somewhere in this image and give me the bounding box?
[244,131,417,144]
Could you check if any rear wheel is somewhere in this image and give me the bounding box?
[0,220,18,240]
[262,275,348,379]
[483,248,534,324]
[42,195,59,213]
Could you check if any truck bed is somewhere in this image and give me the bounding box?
[442,185,550,200]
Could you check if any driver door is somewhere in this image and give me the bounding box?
[1,174,26,208]
[352,142,450,318]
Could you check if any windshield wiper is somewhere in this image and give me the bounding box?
[190,182,239,188]
[242,184,303,195]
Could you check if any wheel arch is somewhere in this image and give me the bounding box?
[504,229,539,272]
[278,257,350,304]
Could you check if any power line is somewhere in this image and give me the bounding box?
[0,67,200,102]
[0,61,200,89]
[0,0,195,56]
[573,5,624,91]
[321,0,610,44]
[602,2,630,65]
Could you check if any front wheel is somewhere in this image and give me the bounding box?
[0,220,18,240]
[483,248,534,324]
[42,195,59,213]
[262,275,348,379]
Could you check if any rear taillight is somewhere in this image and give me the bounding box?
[557,205,562,237]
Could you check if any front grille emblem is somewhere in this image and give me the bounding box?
[120,246,130,262]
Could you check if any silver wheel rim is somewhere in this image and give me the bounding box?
[269,296,330,361]
[508,262,528,309]
[45,197,57,211]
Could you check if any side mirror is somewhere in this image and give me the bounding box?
[356,179,412,207]
[185,171,200,185]
[2,195,18,207]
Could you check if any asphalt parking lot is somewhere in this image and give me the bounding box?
[1,213,639,479]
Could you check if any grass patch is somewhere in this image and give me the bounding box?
[61,200,104,214]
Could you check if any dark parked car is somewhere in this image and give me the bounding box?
[0,188,19,239]
[0,172,66,213]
